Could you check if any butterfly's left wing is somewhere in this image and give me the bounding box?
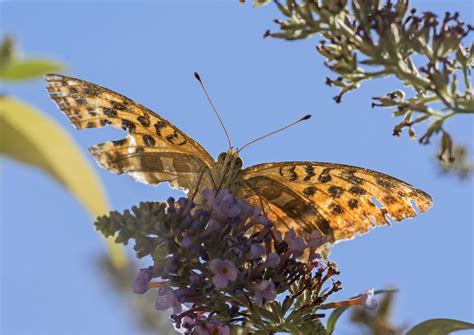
[46,74,215,192]
[238,162,432,242]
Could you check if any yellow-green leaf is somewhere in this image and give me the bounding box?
[0,96,126,268]
[0,58,64,82]
[253,0,272,7]
[406,318,474,335]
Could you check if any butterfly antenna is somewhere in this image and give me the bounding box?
[237,114,312,153]
[194,72,232,149]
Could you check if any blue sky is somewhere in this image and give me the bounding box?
[1,1,473,334]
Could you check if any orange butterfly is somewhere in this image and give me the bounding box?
[46,73,432,242]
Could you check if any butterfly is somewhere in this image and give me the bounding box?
[45,73,432,242]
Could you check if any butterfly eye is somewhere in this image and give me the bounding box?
[218,152,227,161]
[235,157,243,169]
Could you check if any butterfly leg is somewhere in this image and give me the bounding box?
[190,165,217,201]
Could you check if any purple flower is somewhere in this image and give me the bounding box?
[202,189,242,220]
[209,259,239,289]
[189,272,204,292]
[265,252,281,268]
[311,253,327,271]
[360,288,378,310]
[201,219,222,237]
[307,231,328,250]
[249,213,273,228]
[193,320,230,335]
[132,267,153,294]
[239,201,260,221]
[248,243,265,259]
[175,287,193,303]
[252,280,276,305]
[177,197,194,217]
[194,208,209,219]
[181,236,194,249]
[284,229,307,257]
[164,254,180,273]
[218,194,241,219]
[155,286,182,313]
[190,272,203,284]
[167,197,176,214]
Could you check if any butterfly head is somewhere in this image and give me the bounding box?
[214,149,244,190]
[217,149,243,172]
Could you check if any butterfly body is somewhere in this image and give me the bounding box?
[211,150,244,188]
[46,74,432,243]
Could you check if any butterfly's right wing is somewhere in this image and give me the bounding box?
[46,74,215,193]
[238,161,432,242]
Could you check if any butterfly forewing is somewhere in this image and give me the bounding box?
[241,162,432,241]
[46,74,214,191]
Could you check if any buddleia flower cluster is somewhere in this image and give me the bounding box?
[96,189,378,334]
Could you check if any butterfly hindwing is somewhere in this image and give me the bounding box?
[46,74,214,191]
[237,177,333,238]
[241,162,432,241]
[89,139,208,190]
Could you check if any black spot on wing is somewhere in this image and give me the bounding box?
[383,194,397,204]
[113,139,127,146]
[111,101,127,110]
[121,119,136,133]
[87,108,97,116]
[100,119,112,126]
[303,186,316,196]
[279,166,298,181]
[154,121,166,137]
[348,199,359,209]
[137,114,150,127]
[143,135,156,147]
[377,178,395,190]
[318,168,332,183]
[345,174,364,184]
[84,87,100,96]
[304,165,315,181]
[328,185,345,198]
[75,97,87,105]
[103,108,117,118]
[328,203,344,215]
[349,186,366,196]
[165,132,187,146]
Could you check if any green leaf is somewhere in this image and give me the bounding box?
[406,318,474,335]
[326,305,349,335]
[0,35,16,67]
[0,58,63,82]
[0,96,126,268]
[256,305,281,323]
[282,296,293,314]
